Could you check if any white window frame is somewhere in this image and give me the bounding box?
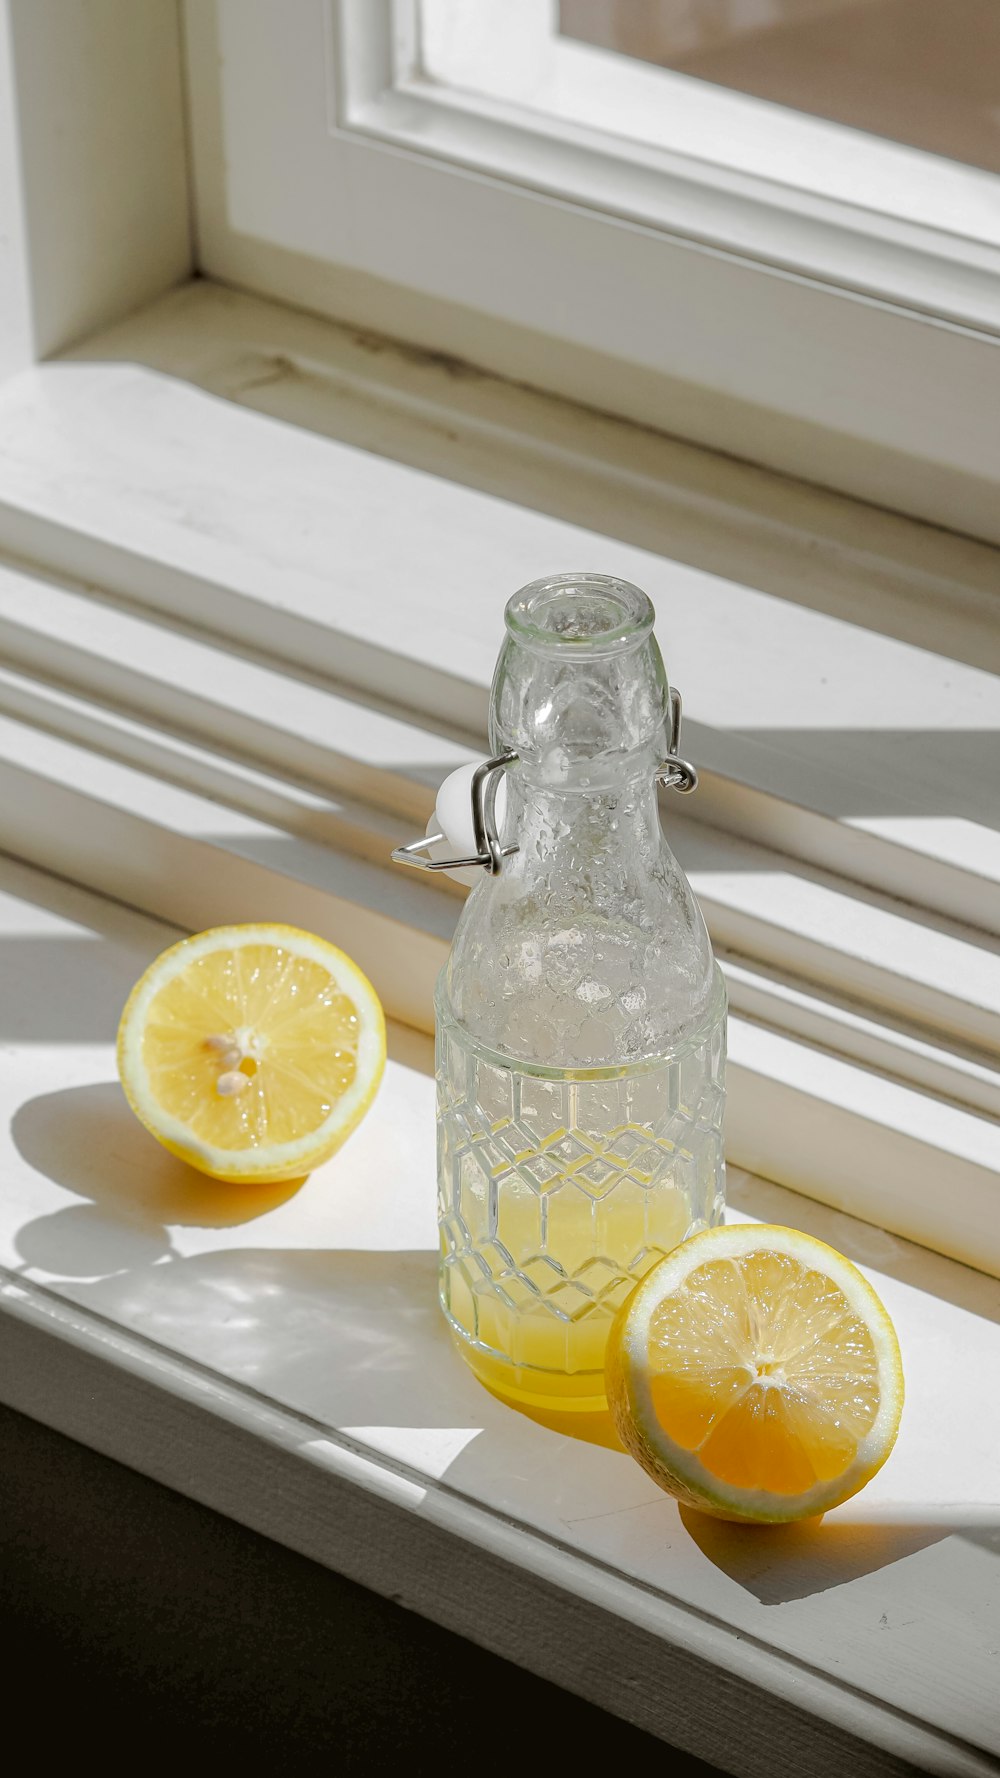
[418,0,1000,326]
[181,0,1000,543]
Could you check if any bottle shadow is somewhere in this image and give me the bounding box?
[479,1385,625,1453]
[59,1243,488,1432]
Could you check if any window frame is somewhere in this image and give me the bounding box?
[417,0,1000,327]
[180,0,1000,543]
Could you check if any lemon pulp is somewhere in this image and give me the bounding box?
[648,1250,880,1495]
[607,1223,903,1522]
[144,945,360,1149]
[118,924,385,1182]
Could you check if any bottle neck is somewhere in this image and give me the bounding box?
[489,579,671,776]
[502,751,664,874]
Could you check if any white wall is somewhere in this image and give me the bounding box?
[0,0,191,369]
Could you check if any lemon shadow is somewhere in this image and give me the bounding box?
[11,1081,308,1277]
[677,1503,1000,1604]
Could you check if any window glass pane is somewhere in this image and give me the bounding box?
[559,0,1000,173]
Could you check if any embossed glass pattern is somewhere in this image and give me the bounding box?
[437,575,727,1414]
[438,985,726,1409]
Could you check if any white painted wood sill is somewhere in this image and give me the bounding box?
[0,853,997,1777]
[0,280,996,1277]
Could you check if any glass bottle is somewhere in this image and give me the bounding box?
[436,574,726,1417]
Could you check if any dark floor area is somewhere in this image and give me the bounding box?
[0,1401,722,1772]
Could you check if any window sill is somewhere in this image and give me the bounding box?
[0,278,995,1272]
[0,854,997,1776]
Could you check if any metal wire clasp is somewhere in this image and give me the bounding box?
[393,688,695,879]
[391,750,519,878]
[656,688,698,794]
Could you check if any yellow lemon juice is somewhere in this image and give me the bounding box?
[437,1013,726,1417]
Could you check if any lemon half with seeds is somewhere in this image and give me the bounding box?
[118,924,386,1183]
[606,1223,904,1523]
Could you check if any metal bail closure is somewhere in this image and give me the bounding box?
[655,687,698,794]
[391,750,519,877]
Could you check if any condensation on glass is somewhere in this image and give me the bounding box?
[436,574,727,1416]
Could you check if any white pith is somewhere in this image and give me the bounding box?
[119,924,384,1175]
[621,1223,904,1521]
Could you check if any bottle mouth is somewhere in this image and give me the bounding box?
[504,574,654,655]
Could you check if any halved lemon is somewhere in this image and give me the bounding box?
[118,924,385,1183]
[606,1223,903,1523]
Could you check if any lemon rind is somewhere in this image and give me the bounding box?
[118,923,386,1180]
[611,1222,904,1523]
